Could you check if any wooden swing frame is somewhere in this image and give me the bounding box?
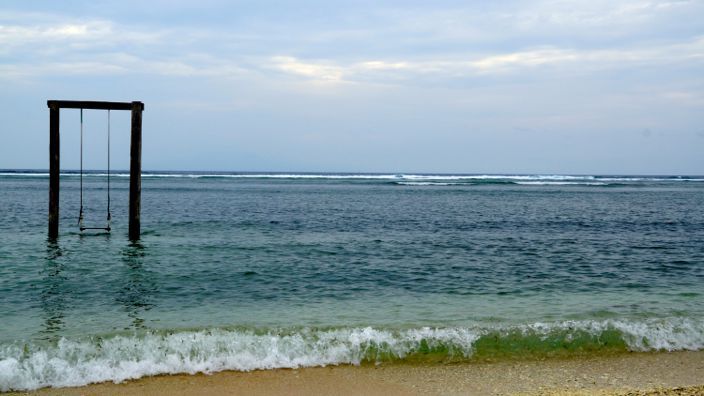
[47,100,144,240]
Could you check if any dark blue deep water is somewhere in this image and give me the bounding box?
[1,171,703,390]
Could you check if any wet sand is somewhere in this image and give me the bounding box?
[11,351,704,395]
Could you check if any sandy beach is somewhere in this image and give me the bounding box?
[10,351,703,395]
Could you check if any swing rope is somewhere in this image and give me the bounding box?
[78,108,112,232]
[107,110,111,230]
[78,109,84,228]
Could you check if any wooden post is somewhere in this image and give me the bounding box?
[129,102,143,240]
[48,103,60,239]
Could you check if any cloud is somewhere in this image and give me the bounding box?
[500,0,696,31]
[3,34,702,86]
[0,17,164,55]
[270,56,344,81]
[469,48,579,71]
[468,37,704,73]
[263,36,704,84]
[1,4,703,88]
[0,61,127,78]
[358,61,411,71]
[661,90,704,107]
[356,0,701,50]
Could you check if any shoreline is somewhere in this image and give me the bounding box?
[11,350,704,395]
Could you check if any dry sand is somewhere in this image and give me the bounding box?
[10,351,704,396]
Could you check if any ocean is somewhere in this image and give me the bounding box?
[1,171,703,391]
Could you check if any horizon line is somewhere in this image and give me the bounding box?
[1,168,703,177]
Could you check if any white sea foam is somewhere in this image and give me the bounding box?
[1,318,703,391]
[0,327,479,391]
[2,172,701,182]
[515,181,609,186]
[596,177,704,182]
[395,182,462,186]
[401,174,593,181]
[515,318,704,351]
[136,174,402,179]
[0,172,51,177]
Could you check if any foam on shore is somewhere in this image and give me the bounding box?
[2,317,703,391]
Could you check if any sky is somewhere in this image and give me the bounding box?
[1,0,703,174]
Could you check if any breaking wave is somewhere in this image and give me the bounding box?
[1,171,702,183]
[2,317,703,391]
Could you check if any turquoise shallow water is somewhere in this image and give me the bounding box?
[1,171,703,390]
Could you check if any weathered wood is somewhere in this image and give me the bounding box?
[48,103,60,239]
[47,100,144,111]
[128,101,143,240]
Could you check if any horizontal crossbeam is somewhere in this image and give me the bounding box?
[47,100,144,111]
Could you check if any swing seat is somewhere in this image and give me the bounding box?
[80,226,111,232]
[79,216,111,232]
